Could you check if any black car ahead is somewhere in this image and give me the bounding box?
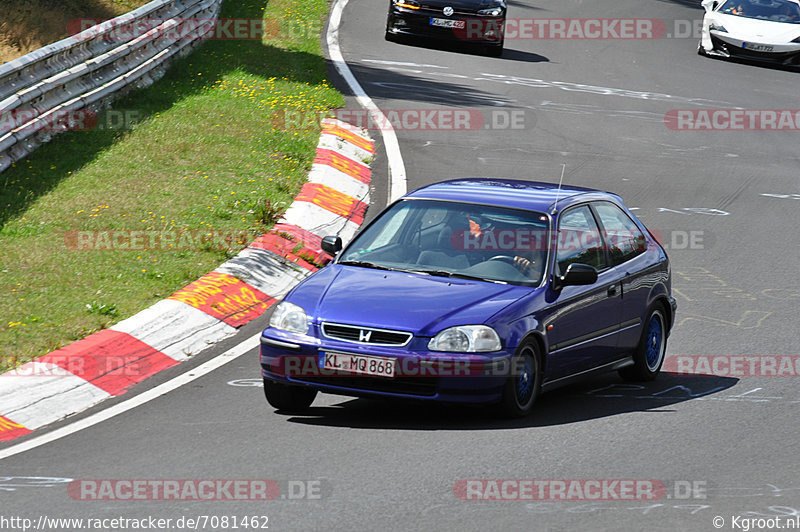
[385,0,507,56]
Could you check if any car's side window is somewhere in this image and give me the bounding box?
[556,205,606,275]
[592,202,647,266]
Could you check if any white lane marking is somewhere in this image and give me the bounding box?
[476,72,728,106]
[227,378,263,387]
[365,61,729,108]
[328,0,407,202]
[383,67,424,74]
[0,476,73,491]
[0,334,260,461]
[361,59,449,69]
[425,71,470,79]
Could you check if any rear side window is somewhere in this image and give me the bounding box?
[556,205,606,275]
[593,202,646,266]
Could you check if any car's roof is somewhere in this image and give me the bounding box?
[403,178,618,213]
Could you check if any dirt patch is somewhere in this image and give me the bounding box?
[1,0,151,63]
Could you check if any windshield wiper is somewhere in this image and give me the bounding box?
[410,269,507,284]
[337,260,394,271]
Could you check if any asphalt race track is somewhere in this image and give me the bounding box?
[2,0,799,530]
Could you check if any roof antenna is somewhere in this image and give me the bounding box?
[551,163,566,215]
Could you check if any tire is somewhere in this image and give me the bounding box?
[619,305,668,382]
[499,341,542,417]
[485,41,504,57]
[697,40,707,56]
[263,378,317,412]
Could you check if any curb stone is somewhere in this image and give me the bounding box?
[0,118,373,442]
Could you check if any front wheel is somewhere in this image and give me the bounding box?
[498,341,542,417]
[619,305,667,382]
[485,42,504,57]
[264,378,317,412]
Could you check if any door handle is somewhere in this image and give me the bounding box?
[607,284,617,297]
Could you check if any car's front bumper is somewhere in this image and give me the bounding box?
[704,30,800,64]
[260,329,513,403]
[386,6,504,44]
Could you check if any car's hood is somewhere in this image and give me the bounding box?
[713,13,800,42]
[286,265,530,337]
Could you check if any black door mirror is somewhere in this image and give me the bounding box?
[553,263,598,290]
[321,235,342,256]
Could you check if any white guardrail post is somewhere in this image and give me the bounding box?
[0,0,223,173]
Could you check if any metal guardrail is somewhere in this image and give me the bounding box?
[0,0,222,173]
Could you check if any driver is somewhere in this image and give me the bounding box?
[512,249,545,279]
[464,213,545,280]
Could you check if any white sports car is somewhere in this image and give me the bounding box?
[699,0,800,64]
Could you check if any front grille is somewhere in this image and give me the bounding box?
[712,36,799,63]
[419,8,477,15]
[321,323,412,346]
[295,375,438,396]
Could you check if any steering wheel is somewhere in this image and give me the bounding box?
[487,255,516,264]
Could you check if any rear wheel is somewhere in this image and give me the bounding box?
[499,341,542,417]
[263,378,317,412]
[619,305,667,382]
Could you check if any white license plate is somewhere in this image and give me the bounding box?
[429,17,465,29]
[319,351,396,377]
[743,42,773,52]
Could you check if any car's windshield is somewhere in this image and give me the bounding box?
[720,0,800,23]
[338,199,550,286]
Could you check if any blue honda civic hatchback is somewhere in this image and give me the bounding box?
[260,179,676,417]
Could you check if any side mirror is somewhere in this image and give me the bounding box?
[552,263,598,290]
[321,235,342,256]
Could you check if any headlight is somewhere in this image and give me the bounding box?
[428,325,501,352]
[709,23,727,32]
[478,6,504,16]
[269,301,308,334]
[393,0,421,9]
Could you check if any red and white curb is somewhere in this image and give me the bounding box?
[0,118,373,443]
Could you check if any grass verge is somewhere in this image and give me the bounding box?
[0,0,345,369]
